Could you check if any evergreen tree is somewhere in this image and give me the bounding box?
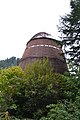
[59,0,80,71]
[0,57,20,69]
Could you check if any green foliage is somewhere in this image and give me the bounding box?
[40,101,80,120]
[0,57,20,69]
[24,59,53,77]
[0,66,24,112]
[0,59,65,119]
[23,73,63,119]
[59,0,80,71]
[0,58,80,119]
[41,89,80,120]
[40,68,80,120]
[14,59,64,119]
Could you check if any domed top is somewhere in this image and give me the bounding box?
[27,32,62,46]
[31,32,51,39]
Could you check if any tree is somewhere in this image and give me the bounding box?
[0,59,65,119]
[0,57,20,69]
[59,0,80,71]
[0,59,80,119]
[40,68,80,120]
[0,66,24,113]
[15,59,64,119]
[40,101,80,120]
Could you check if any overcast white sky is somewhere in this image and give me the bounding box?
[0,0,70,60]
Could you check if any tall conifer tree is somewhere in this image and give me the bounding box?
[59,0,80,71]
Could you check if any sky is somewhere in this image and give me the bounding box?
[0,0,70,60]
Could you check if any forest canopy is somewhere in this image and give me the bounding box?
[0,57,20,69]
[0,59,80,120]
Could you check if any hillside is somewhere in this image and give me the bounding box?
[0,57,20,69]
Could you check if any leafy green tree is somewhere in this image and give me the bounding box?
[0,66,24,113]
[59,0,80,71]
[40,67,80,120]
[12,59,65,119]
[0,59,65,119]
[40,101,80,120]
[1,59,80,119]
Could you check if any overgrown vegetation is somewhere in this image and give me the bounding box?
[0,58,80,120]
